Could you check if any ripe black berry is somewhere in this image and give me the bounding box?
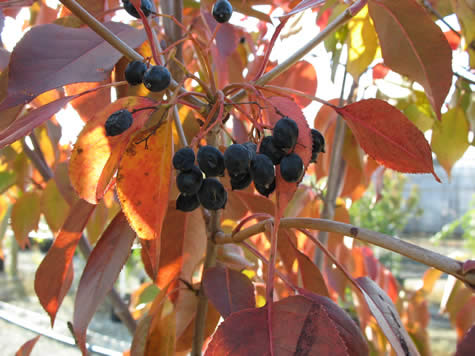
[143,65,171,92]
[250,154,275,187]
[255,178,275,197]
[176,166,203,195]
[197,145,225,177]
[173,147,195,172]
[122,0,153,18]
[198,178,227,210]
[230,172,252,190]
[125,60,147,86]
[259,136,285,165]
[243,141,257,162]
[212,0,233,24]
[105,109,133,136]
[280,153,304,183]
[310,129,325,163]
[272,117,299,153]
[224,144,250,177]
[176,193,200,212]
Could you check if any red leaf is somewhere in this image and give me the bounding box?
[205,294,368,355]
[203,266,255,318]
[281,0,326,17]
[73,212,136,355]
[69,96,156,204]
[355,277,420,355]
[336,99,440,182]
[462,260,475,275]
[444,30,461,50]
[34,199,95,326]
[372,63,390,80]
[15,335,40,356]
[368,0,452,120]
[456,325,475,356]
[0,22,145,111]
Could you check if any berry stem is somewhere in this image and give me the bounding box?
[172,104,188,147]
[215,216,474,287]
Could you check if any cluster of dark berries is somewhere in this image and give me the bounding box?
[122,0,153,18]
[212,0,233,23]
[125,61,171,92]
[174,146,227,212]
[105,109,134,136]
[310,128,325,163]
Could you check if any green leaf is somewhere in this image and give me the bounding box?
[11,192,41,248]
[431,107,469,178]
[41,180,69,233]
[0,170,17,194]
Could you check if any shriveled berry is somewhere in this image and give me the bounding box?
[173,147,195,172]
[230,172,252,190]
[212,0,233,23]
[122,0,153,18]
[255,178,275,197]
[105,109,133,136]
[176,166,203,195]
[143,65,171,92]
[272,116,299,152]
[198,178,227,210]
[125,60,147,85]
[280,153,304,183]
[224,144,250,177]
[243,141,257,162]
[250,154,275,187]
[176,193,200,212]
[197,145,225,177]
[259,136,285,164]
[310,129,325,163]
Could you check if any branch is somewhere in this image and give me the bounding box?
[22,140,137,334]
[215,217,475,287]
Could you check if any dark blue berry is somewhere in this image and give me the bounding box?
[143,65,171,92]
[224,144,250,177]
[212,0,233,24]
[122,0,153,18]
[173,147,195,172]
[176,193,200,212]
[125,60,147,85]
[176,166,203,195]
[311,129,325,163]
[255,178,275,197]
[105,109,133,136]
[197,145,225,177]
[280,153,304,183]
[243,141,257,162]
[250,154,275,187]
[198,178,227,210]
[259,136,285,165]
[272,117,299,153]
[230,172,252,190]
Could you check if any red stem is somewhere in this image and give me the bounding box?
[131,0,162,65]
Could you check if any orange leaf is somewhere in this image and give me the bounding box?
[15,335,40,356]
[69,96,157,204]
[73,212,136,355]
[117,120,173,243]
[34,199,95,326]
[336,99,440,182]
[368,0,452,120]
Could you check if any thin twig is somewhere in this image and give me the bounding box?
[215,217,475,287]
[422,0,461,38]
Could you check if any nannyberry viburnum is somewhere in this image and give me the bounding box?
[198,178,227,210]
[224,144,251,177]
[280,153,304,183]
[173,147,195,172]
[176,165,203,195]
[259,136,285,165]
[198,145,225,177]
[105,109,133,136]
[122,0,153,18]
[125,60,147,86]
[143,65,171,92]
[272,116,299,153]
[250,154,275,187]
[255,178,276,197]
[243,141,257,162]
[176,193,200,212]
[230,172,252,190]
[310,128,325,163]
[212,0,233,24]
